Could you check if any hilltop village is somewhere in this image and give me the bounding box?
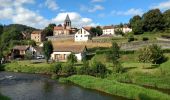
[1,8,170,100]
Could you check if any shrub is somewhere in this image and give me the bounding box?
[67,53,77,65]
[128,35,135,42]
[91,61,107,78]
[61,63,76,76]
[113,61,124,73]
[54,63,62,75]
[138,44,165,64]
[77,61,91,75]
[24,51,33,60]
[142,37,149,41]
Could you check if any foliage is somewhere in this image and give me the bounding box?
[138,44,165,64]
[114,28,124,36]
[67,53,77,65]
[142,9,164,31]
[90,26,103,36]
[24,51,33,60]
[63,75,170,100]
[0,93,10,100]
[54,63,62,75]
[163,9,170,28]
[142,37,149,41]
[77,61,91,75]
[42,24,56,37]
[0,24,3,36]
[90,60,107,77]
[128,35,135,42]
[61,62,76,76]
[4,61,55,74]
[43,41,53,62]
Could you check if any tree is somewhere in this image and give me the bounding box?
[0,24,3,36]
[138,44,165,64]
[90,26,103,36]
[163,9,170,28]
[78,61,91,75]
[42,24,56,37]
[142,9,164,31]
[62,62,76,76]
[54,63,62,75]
[114,28,124,36]
[25,51,33,60]
[133,20,144,35]
[43,41,53,63]
[107,42,123,73]
[129,15,144,35]
[67,53,77,65]
[91,61,107,78]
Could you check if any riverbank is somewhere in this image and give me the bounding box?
[0,93,10,100]
[4,60,55,74]
[59,75,170,100]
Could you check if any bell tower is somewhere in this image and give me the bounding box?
[64,14,71,29]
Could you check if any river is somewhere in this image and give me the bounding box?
[0,72,126,100]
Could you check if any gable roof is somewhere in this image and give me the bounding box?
[13,45,29,51]
[65,14,71,22]
[103,26,114,29]
[53,45,86,53]
[31,30,43,34]
[54,26,63,30]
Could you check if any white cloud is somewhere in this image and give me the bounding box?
[0,0,97,28]
[88,5,104,12]
[52,12,97,27]
[91,0,105,3]
[111,8,144,16]
[45,0,59,11]
[151,0,170,10]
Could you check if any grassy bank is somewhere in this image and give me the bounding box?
[4,61,55,74]
[60,75,170,100]
[0,93,10,100]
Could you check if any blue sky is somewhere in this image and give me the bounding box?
[0,0,170,29]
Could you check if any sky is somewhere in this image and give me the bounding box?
[0,0,170,29]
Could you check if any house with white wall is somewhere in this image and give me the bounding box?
[122,26,132,33]
[102,26,115,35]
[74,27,92,42]
[51,45,87,61]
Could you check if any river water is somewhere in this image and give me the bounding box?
[0,72,126,100]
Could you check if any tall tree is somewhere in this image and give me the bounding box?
[130,15,142,27]
[43,41,53,63]
[43,24,56,37]
[90,26,103,36]
[163,9,170,28]
[142,9,164,31]
[0,24,3,36]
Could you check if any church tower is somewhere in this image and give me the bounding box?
[64,14,71,29]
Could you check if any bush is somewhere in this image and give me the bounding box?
[67,53,77,65]
[128,35,135,42]
[138,44,165,64]
[90,61,107,78]
[77,61,91,75]
[61,63,76,76]
[54,63,62,75]
[142,37,149,41]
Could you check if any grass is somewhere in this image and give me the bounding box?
[4,60,55,74]
[0,93,10,100]
[60,75,170,100]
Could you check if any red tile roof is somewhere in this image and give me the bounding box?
[31,30,43,34]
[103,26,114,29]
[53,45,86,53]
[13,45,29,51]
[54,26,63,30]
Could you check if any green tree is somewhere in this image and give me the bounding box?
[142,9,164,31]
[138,44,165,64]
[42,24,56,37]
[114,28,124,36]
[54,63,62,75]
[91,61,107,78]
[78,61,91,75]
[0,24,3,36]
[107,42,123,73]
[90,26,103,36]
[25,51,33,60]
[163,9,170,28]
[67,53,77,65]
[130,15,144,35]
[43,41,53,63]
[62,62,76,76]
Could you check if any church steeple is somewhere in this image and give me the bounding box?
[64,14,71,29]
